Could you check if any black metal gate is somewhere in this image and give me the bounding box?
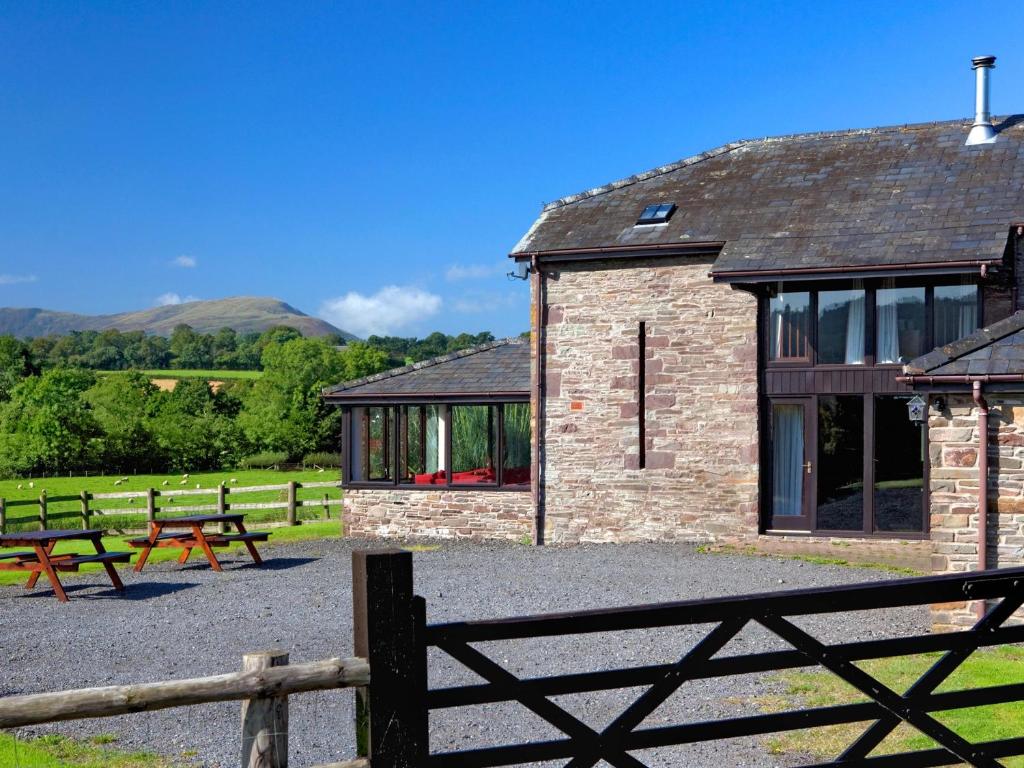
[352,550,1024,768]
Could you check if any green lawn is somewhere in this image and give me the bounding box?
[96,369,262,380]
[0,519,341,586]
[757,645,1024,763]
[0,469,340,532]
[0,733,170,767]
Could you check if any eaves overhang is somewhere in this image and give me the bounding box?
[322,391,530,406]
[711,258,1002,284]
[509,241,724,264]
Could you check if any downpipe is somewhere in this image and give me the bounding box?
[973,381,989,618]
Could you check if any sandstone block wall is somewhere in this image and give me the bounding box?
[343,488,533,541]
[929,393,1024,630]
[538,255,759,543]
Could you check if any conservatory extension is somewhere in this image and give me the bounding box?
[322,338,535,541]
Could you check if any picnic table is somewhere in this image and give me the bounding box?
[129,514,270,573]
[0,529,132,602]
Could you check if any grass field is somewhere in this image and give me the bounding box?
[756,645,1024,763]
[96,369,262,380]
[0,469,340,532]
[0,733,170,768]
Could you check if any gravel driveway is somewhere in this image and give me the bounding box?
[0,538,930,767]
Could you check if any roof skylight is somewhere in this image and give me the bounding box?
[636,203,676,225]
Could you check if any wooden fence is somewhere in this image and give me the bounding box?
[0,651,370,768]
[0,480,343,534]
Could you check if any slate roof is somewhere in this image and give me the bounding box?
[510,116,1024,275]
[322,337,530,401]
[903,312,1024,376]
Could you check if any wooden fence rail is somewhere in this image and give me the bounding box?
[0,654,369,768]
[0,480,342,533]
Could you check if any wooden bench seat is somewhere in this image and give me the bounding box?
[204,532,271,545]
[54,552,133,570]
[0,551,36,561]
[127,533,193,547]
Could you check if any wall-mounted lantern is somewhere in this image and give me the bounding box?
[907,395,928,424]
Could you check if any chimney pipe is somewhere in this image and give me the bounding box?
[966,55,997,146]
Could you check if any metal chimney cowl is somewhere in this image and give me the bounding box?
[966,55,997,146]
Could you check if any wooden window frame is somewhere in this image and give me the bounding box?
[343,402,530,492]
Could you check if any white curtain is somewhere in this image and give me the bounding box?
[877,280,900,364]
[958,292,978,338]
[844,291,865,364]
[772,405,804,517]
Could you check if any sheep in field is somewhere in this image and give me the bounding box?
[28,481,34,489]
[16,484,22,490]
[230,478,238,484]
[161,480,169,486]
[114,480,122,486]
[179,479,188,485]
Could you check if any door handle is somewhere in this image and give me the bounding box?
[803,461,812,474]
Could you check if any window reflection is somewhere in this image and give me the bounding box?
[768,291,809,360]
[817,288,865,365]
[876,283,926,364]
[934,284,978,347]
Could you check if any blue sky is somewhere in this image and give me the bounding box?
[2,2,1023,339]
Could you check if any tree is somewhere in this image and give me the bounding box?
[1,368,100,473]
[0,335,32,401]
[169,324,214,369]
[239,337,387,458]
[84,372,162,471]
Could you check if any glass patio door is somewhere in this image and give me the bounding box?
[769,399,813,530]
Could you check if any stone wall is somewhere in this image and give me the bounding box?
[929,393,1024,630]
[537,255,759,543]
[343,488,534,541]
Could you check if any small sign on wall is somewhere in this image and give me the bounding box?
[570,401,584,411]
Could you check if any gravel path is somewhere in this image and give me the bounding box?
[0,538,930,767]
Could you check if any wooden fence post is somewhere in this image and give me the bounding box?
[80,491,91,530]
[240,650,289,768]
[218,484,228,534]
[322,493,330,520]
[38,490,47,531]
[146,488,157,524]
[352,550,427,768]
[286,481,297,526]
[0,497,6,534]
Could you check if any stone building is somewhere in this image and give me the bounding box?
[323,338,534,541]
[326,58,1024,614]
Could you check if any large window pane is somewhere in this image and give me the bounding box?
[934,284,978,347]
[358,406,393,482]
[401,405,444,484]
[771,404,804,518]
[768,291,809,360]
[450,405,498,485]
[876,284,926,364]
[502,403,531,486]
[817,289,865,365]
[815,396,864,531]
[874,396,924,532]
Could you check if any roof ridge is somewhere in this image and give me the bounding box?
[539,115,1017,214]
[322,336,527,395]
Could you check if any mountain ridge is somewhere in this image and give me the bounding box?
[0,297,354,339]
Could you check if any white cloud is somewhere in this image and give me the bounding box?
[319,286,442,337]
[445,263,505,281]
[0,274,38,285]
[172,255,197,268]
[155,292,199,306]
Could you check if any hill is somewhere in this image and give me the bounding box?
[0,297,355,338]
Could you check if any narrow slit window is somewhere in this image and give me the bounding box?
[639,321,646,469]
